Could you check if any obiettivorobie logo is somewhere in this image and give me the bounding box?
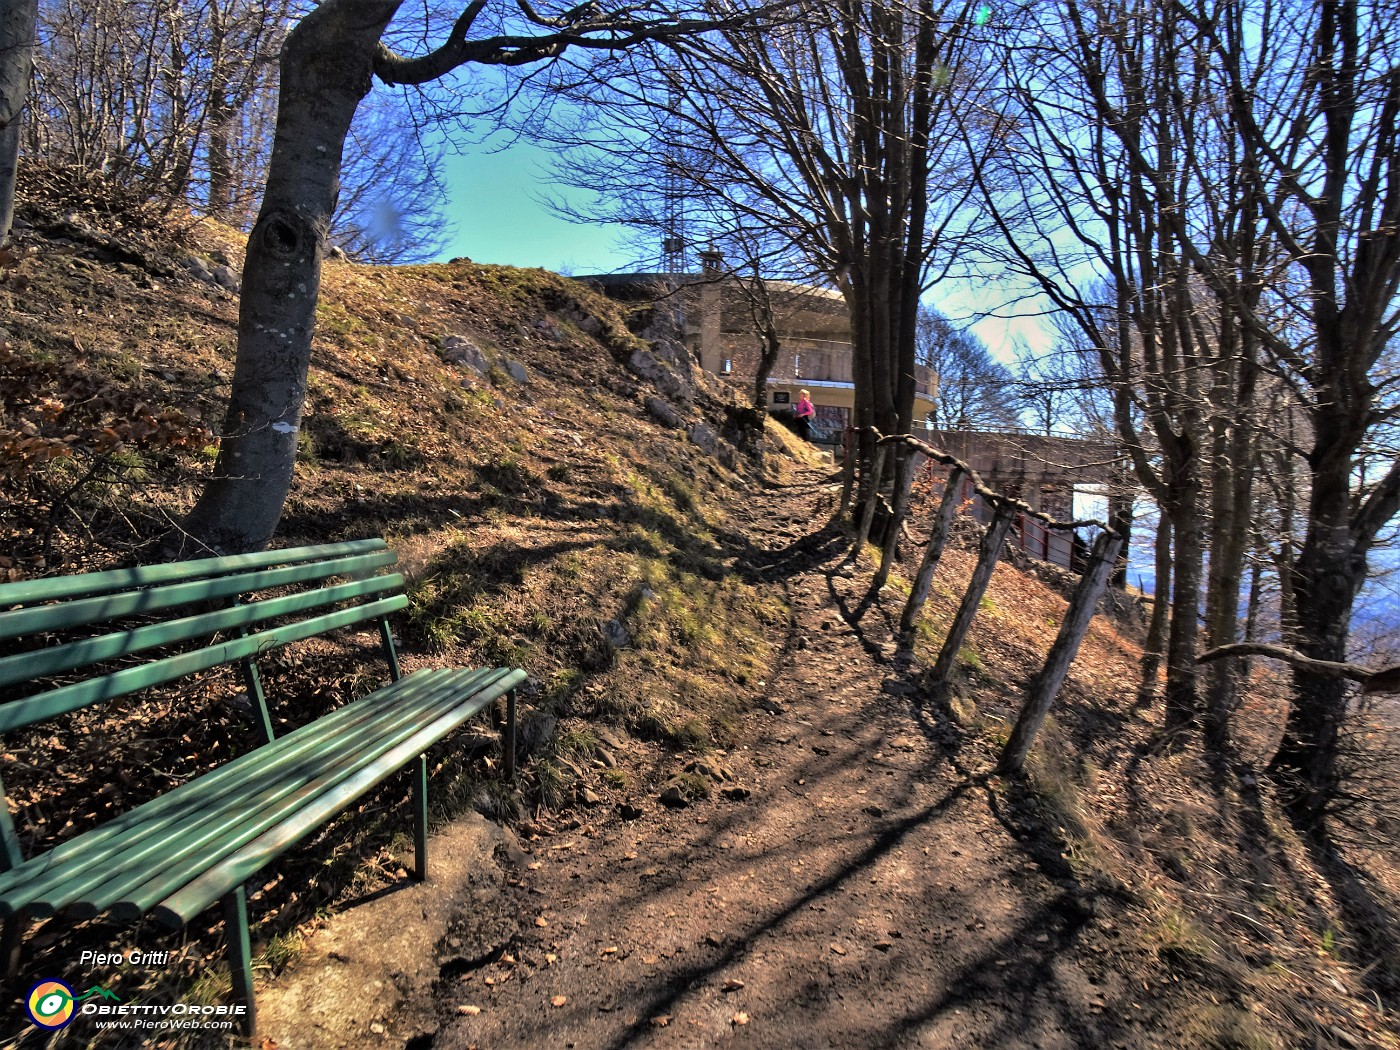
[25,981,120,1030]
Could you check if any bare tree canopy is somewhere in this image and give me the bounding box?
[915,307,1020,431]
[16,0,452,260]
[544,0,1005,564]
[955,0,1399,827]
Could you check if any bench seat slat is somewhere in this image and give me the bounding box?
[58,670,509,917]
[0,550,397,641]
[0,573,405,689]
[0,594,409,733]
[0,669,502,914]
[0,540,388,607]
[153,669,527,925]
[0,669,463,891]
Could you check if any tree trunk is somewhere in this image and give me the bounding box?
[872,443,915,592]
[1264,285,1400,827]
[1107,485,1133,590]
[849,443,889,560]
[831,432,857,527]
[1202,321,1258,752]
[1163,473,1203,738]
[1267,432,1369,827]
[745,268,782,416]
[204,3,239,220]
[1138,512,1172,705]
[207,92,236,218]
[751,321,779,413]
[1269,546,1362,829]
[0,0,37,245]
[181,0,402,553]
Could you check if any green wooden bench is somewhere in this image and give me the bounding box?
[0,538,524,1037]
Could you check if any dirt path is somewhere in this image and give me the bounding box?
[430,468,1153,1050]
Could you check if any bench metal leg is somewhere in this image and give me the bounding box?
[413,754,429,881]
[223,885,256,1041]
[503,689,517,781]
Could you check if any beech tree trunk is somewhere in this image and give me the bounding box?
[752,322,780,414]
[207,93,236,219]
[182,0,402,553]
[849,443,889,559]
[1138,512,1171,705]
[0,0,37,245]
[1163,459,1203,737]
[872,444,914,592]
[1202,347,1257,750]
[1269,390,1399,826]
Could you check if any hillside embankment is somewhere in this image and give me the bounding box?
[1,208,1397,1049]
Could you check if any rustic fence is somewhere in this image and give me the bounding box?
[842,428,1125,774]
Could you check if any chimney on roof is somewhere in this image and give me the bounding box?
[699,247,724,275]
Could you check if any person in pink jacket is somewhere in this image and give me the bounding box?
[794,389,816,440]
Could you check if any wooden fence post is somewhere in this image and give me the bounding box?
[873,443,915,592]
[831,427,857,526]
[996,528,1125,775]
[900,466,965,637]
[927,501,1016,696]
[848,442,889,560]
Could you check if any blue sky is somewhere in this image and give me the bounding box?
[433,143,1054,364]
[435,144,627,274]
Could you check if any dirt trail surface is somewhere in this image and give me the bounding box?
[408,469,1148,1050]
[255,465,1181,1050]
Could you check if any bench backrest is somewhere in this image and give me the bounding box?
[0,538,409,869]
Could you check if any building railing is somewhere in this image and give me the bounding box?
[765,341,935,396]
[920,423,1095,439]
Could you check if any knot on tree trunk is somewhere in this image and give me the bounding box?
[258,212,310,260]
[246,209,321,302]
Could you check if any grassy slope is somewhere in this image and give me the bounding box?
[2,212,1397,1048]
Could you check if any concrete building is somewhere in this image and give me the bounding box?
[582,267,937,439]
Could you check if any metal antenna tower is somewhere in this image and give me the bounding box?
[660,85,687,274]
